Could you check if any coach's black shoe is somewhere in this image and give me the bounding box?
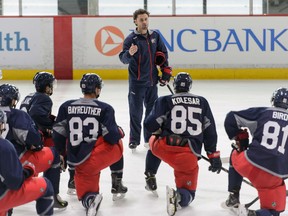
[129,142,138,149]
[53,194,68,209]
[129,142,139,153]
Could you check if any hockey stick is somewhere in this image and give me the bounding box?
[244,197,259,208]
[167,83,174,95]
[201,155,254,188]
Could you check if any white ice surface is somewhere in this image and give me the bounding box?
[6,79,288,216]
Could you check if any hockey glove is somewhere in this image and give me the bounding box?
[159,66,172,86]
[22,161,36,179]
[118,126,125,138]
[207,151,222,174]
[232,129,249,152]
[155,51,166,67]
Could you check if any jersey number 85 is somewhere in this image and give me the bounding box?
[170,105,202,136]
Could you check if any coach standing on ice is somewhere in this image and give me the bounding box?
[119,8,172,151]
[119,9,173,192]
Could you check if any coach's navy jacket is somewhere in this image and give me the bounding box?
[119,29,169,87]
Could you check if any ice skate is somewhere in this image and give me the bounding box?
[53,194,68,210]
[145,171,158,197]
[129,142,138,153]
[111,174,128,201]
[86,194,103,216]
[237,204,257,216]
[67,178,76,195]
[166,186,180,216]
[221,192,240,209]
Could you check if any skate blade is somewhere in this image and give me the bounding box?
[166,186,175,198]
[67,188,77,195]
[167,203,176,216]
[112,193,126,201]
[131,148,136,153]
[166,186,176,216]
[145,186,159,197]
[144,143,150,149]
[53,207,67,213]
[237,204,248,216]
[220,201,239,210]
[221,202,238,215]
[86,194,103,216]
[53,201,68,211]
[152,190,159,197]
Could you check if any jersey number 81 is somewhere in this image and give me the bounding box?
[261,120,288,154]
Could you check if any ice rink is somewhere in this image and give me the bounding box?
[7,78,288,216]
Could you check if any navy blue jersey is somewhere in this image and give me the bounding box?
[19,92,35,113]
[0,107,43,156]
[0,137,25,196]
[144,92,218,156]
[53,98,123,166]
[20,92,54,131]
[224,106,288,178]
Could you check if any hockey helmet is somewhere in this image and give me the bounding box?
[33,71,56,93]
[80,73,103,94]
[0,84,20,107]
[173,72,192,93]
[271,87,288,109]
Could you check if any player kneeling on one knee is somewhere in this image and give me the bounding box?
[0,109,54,216]
[144,72,222,215]
[223,87,288,216]
[53,73,125,215]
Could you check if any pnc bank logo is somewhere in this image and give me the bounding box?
[94,26,124,56]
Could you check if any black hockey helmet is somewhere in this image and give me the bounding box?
[80,73,103,94]
[173,72,192,93]
[33,71,56,93]
[0,84,20,107]
[271,87,288,109]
